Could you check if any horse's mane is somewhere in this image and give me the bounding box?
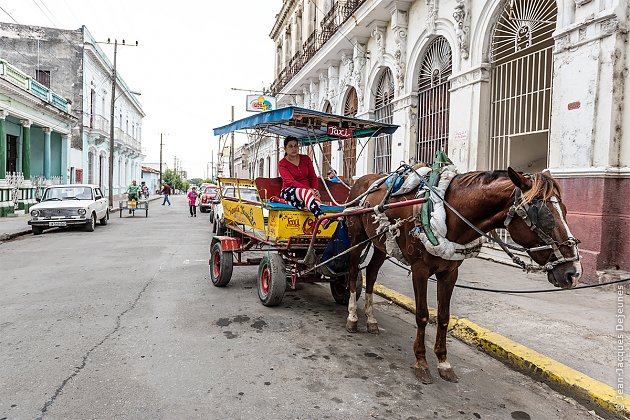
[521,172,561,204]
[455,170,561,203]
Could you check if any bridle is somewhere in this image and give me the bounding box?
[502,188,581,272]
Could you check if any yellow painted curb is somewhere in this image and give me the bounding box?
[372,282,630,419]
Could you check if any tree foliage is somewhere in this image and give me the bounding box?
[163,169,189,192]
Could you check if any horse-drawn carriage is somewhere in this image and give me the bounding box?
[212,106,582,384]
[211,107,426,306]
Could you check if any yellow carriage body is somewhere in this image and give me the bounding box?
[218,177,338,242]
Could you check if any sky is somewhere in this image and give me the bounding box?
[0,0,282,178]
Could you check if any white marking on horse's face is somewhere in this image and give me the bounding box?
[550,197,583,283]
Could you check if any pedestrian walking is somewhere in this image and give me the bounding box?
[161,183,171,206]
[187,187,198,217]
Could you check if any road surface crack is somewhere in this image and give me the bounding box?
[37,258,171,418]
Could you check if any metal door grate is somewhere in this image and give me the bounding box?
[374,69,394,173]
[417,36,452,164]
[489,0,557,245]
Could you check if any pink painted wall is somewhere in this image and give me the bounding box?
[557,177,630,283]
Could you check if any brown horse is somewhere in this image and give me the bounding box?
[344,167,581,384]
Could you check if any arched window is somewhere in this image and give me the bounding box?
[416,36,452,164]
[488,0,557,171]
[342,87,358,181]
[374,69,394,173]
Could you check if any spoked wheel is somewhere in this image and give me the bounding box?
[209,242,233,287]
[257,253,286,306]
[330,270,364,305]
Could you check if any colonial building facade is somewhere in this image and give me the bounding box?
[266,0,630,283]
[0,23,145,200]
[0,57,76,216]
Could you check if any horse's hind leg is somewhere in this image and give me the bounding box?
[434,268,459,383]
[364,247,387,334]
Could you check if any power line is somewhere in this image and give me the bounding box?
[0,5,18,23]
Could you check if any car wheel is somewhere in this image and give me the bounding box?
[32,226,43,235]
[99,209,109,226]
[85,213,96,232]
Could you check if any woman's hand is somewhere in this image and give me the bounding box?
[310,188,320,199]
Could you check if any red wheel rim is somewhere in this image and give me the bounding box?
[260,265,270,296]
[213,251,221,278]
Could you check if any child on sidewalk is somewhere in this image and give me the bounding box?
[187,187,198,217]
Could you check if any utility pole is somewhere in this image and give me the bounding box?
[159,133,163,187]
[107,39,117,209]
[230,105,235,177]
[101,38,138,208]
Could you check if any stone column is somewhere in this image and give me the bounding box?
[43,127,52,178]
[21,120,31,179]
[0,110,7,179]
[61,133,70,183]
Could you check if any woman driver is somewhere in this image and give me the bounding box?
[277,136,330,228]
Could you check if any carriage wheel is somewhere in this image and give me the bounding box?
[209,242,233,287]
[330,270,364,305]
[257,253,286,306]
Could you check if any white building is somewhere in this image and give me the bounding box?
[0,23,145,199]
[266,0,630,283]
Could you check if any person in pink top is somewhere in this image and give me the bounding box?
[187,186,198,217]
[278,136,329,227]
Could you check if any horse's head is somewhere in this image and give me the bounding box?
[505,168,582,288]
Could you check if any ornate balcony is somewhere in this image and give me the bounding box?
[270,0,366,95]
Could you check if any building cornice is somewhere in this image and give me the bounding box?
[270,0,297,39]
[549,167,630,179]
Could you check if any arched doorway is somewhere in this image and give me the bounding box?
[374,69,394,173]
[87,150,94,184]
[321,101,333,175]
[488,0,557,171]
[342,87,358,181]
[416,36,452,164]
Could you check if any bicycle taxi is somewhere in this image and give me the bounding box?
[211,106,406,306]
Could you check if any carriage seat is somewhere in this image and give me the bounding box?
[255,177,348,213]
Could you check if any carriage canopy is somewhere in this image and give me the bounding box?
[213,106,399,145]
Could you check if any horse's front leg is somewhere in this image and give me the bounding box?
[434,268,459,382]
[346,227,367,333]
[363,247,387,334]
[411,263,432,384]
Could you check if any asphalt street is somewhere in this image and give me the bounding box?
[0,195,601,419]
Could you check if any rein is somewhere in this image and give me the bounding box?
[417,171,580,273]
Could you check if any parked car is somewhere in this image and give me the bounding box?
[199,185,219,214]
[28,184,109,235]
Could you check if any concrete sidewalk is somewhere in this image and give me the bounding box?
[374,256,629,418]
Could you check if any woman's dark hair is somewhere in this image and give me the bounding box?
[284,136,298,148]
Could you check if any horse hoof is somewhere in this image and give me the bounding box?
[414,367,433,384]
[346,320,358,333]
[438,367,459,383]
[367,322,379,334]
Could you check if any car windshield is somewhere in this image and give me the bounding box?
[221,187,258,202]
[204,187,218,195]
[43,186,93,201]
